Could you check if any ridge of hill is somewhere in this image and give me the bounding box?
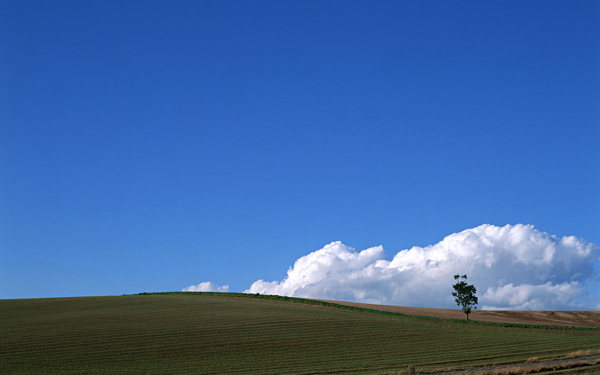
[145,291,600,330]
[314,299,600,328]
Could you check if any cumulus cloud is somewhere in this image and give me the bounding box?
[245,224,599,310]
[183,281,229,292]
[481,282,585,310]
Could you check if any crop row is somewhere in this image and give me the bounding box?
[2,294,600,374]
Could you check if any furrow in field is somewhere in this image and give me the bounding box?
[3,294,600,375]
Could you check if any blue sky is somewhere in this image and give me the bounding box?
[1,1,598,305]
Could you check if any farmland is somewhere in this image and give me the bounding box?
[320,300,600,328]
[1,293,600,374]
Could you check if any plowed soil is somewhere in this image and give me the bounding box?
[315,299,600,328]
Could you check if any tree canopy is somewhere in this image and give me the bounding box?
[452,274,478,321]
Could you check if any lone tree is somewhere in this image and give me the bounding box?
[452,274,478,321]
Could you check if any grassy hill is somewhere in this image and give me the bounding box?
[1,292,600,374]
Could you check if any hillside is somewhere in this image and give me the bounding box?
[1,293,600,374]
[318,299,600,328]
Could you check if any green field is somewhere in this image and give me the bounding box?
[1,293,599,374]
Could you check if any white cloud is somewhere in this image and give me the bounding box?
[245,224,599,310]
[481,282,584,310]
[183,281,229,292]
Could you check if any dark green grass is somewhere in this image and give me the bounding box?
[1,293,599,374]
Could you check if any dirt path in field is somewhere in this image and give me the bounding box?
[422,353,600,375]
[314,299,600,328]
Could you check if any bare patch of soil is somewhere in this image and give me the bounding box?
[422,353,600,375]
[314,299,600,328]
[375,351,600,375]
